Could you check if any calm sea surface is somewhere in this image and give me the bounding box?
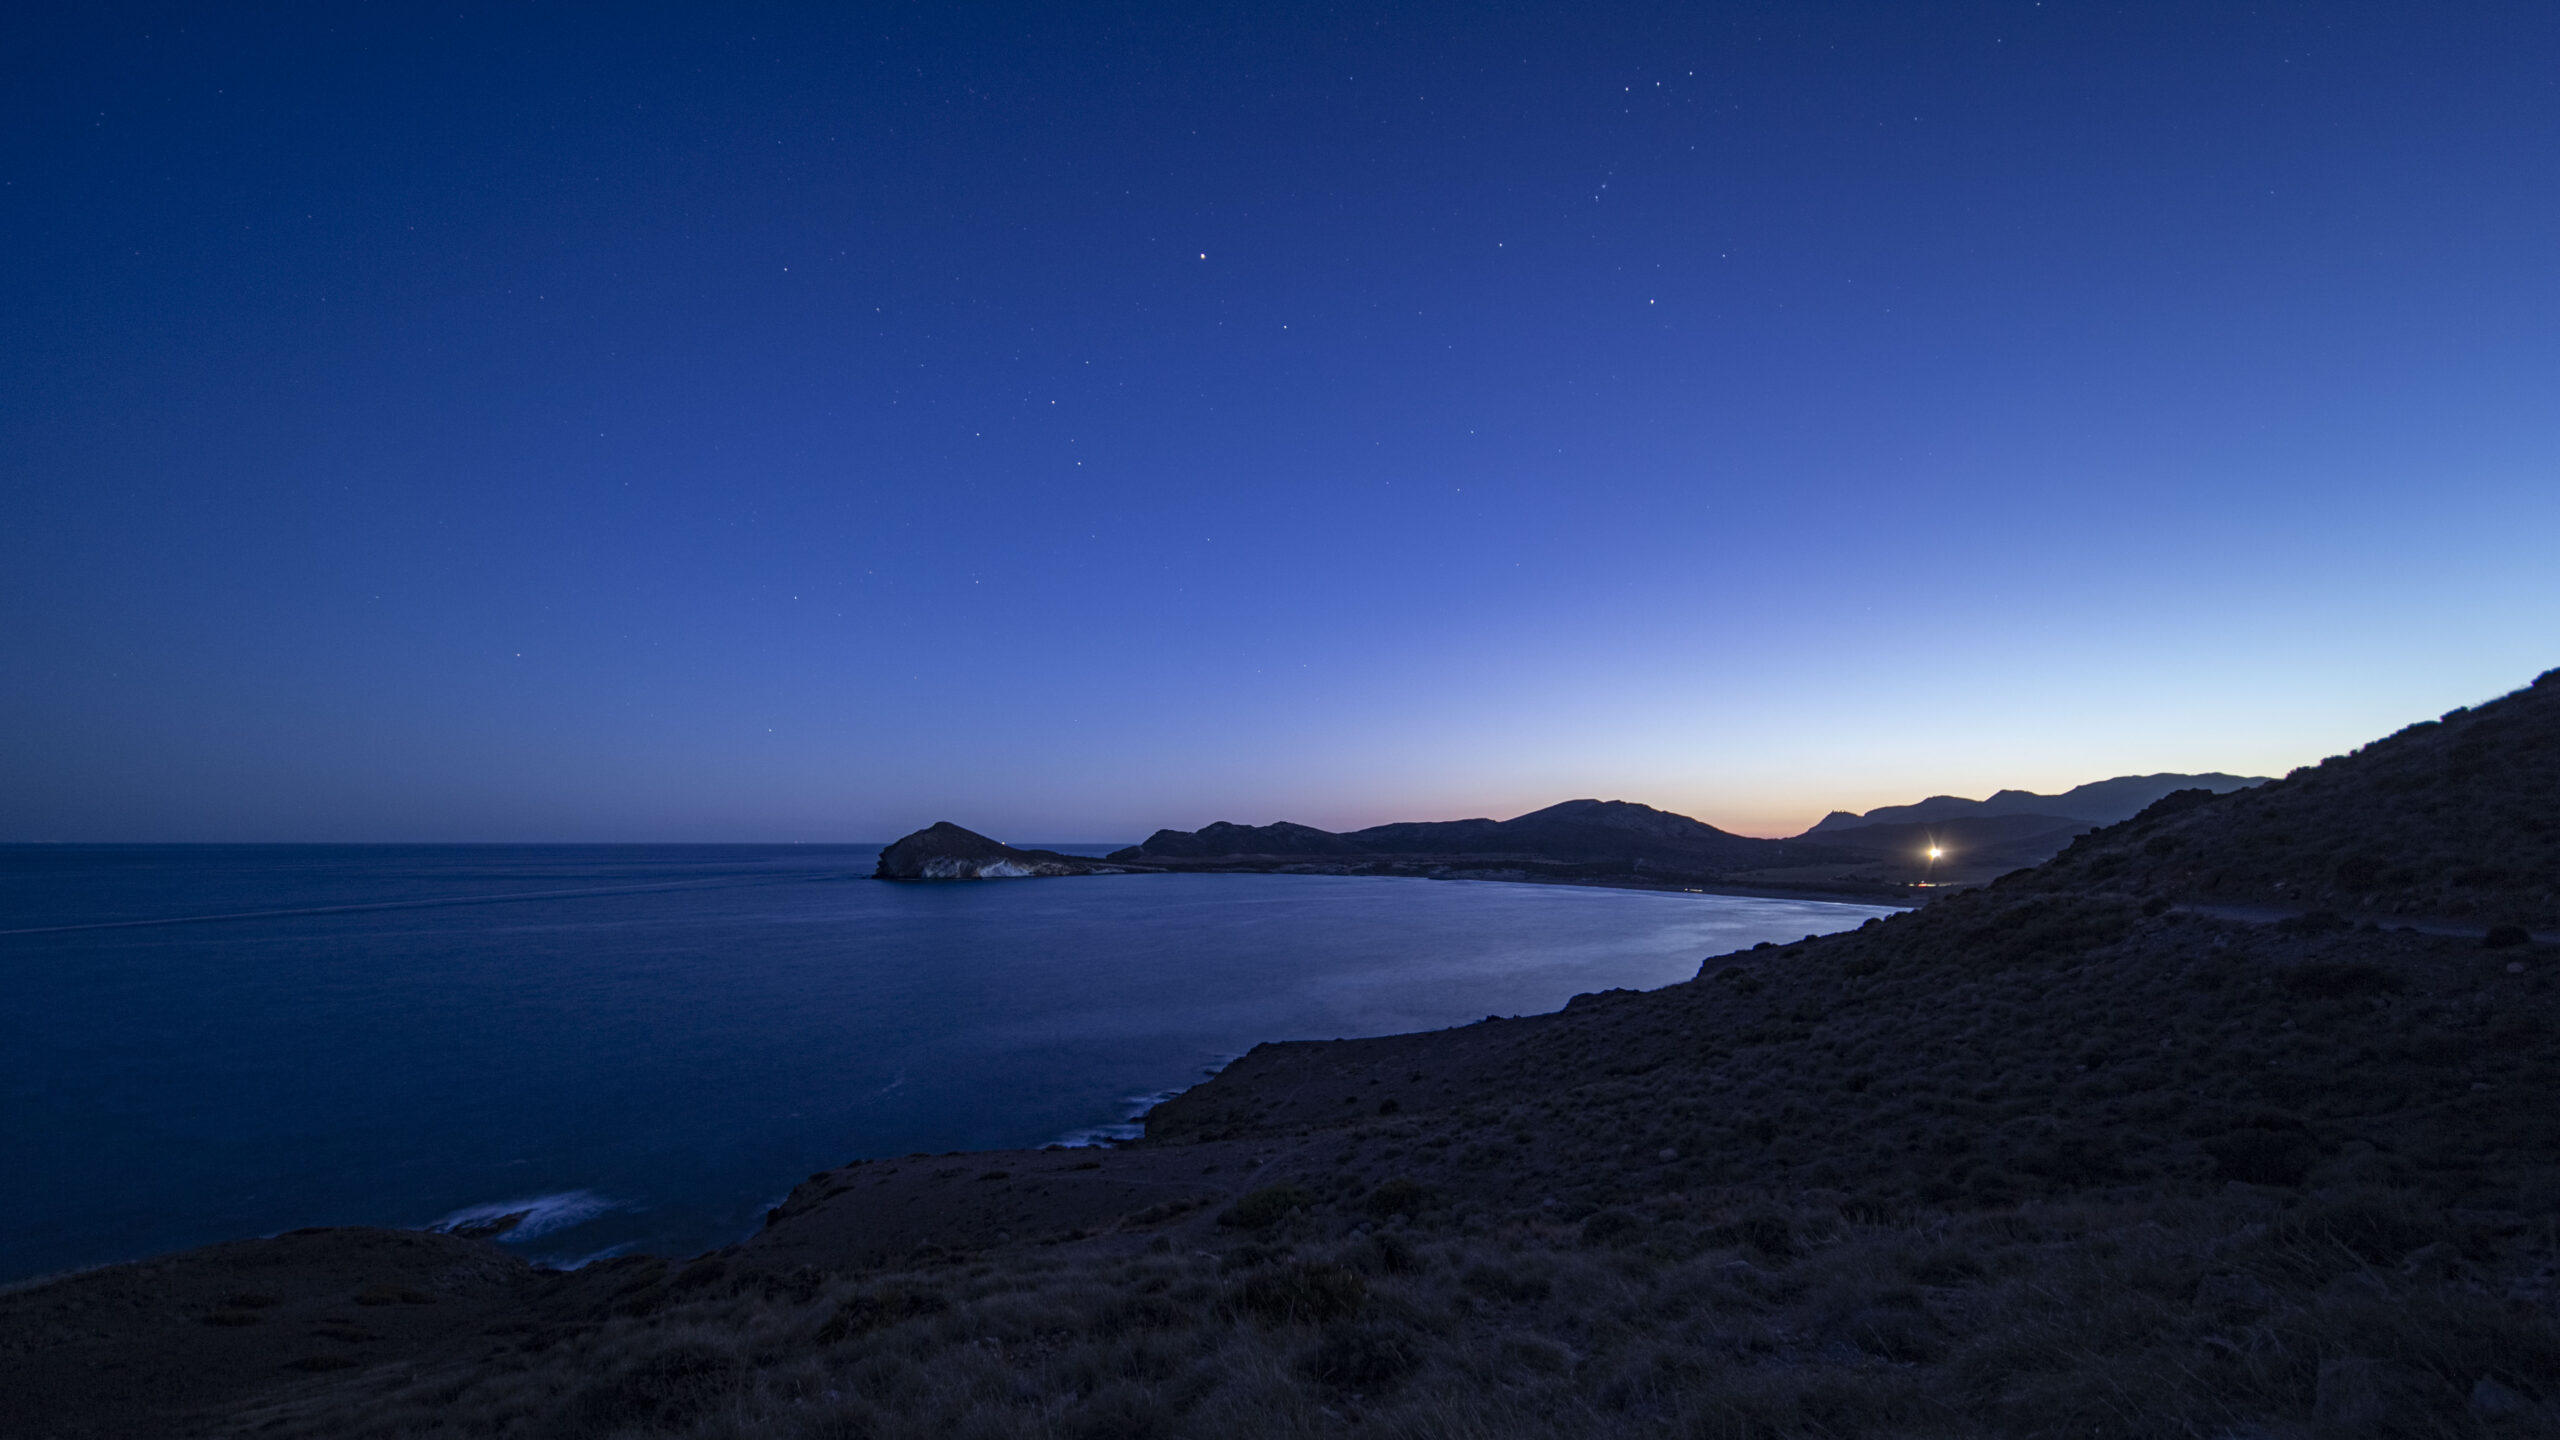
[0,845,1897,1282]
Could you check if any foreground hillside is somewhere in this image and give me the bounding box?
[6,673,2556,1438]
[2020,679,2560,933]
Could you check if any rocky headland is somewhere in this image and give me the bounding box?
[870,822,1134,880]
[8,673,2557,1438]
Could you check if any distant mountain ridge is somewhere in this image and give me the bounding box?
[878,800,1877,895]
[877,779,2284,899]
[1801,772,2268,836]
[1119,799,1815,871]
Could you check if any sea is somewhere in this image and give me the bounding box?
[0,844,1899,1284]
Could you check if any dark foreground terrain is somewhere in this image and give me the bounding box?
[8,673,2558,1438]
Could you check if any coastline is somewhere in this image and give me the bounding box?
[1065,858,1924,910]
[21,664,2554,1436]
[3,857,1889,1293]
[15,893,2549,1438]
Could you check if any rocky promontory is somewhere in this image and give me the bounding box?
[871,822,1138,880]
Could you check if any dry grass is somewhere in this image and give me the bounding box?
[247,1178,2559,1438]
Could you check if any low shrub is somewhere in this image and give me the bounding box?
[1460,1261,1552,1303]
[816,1285,948,1344]
[1218,1185,1313,1230]
[1712,1213,1796,1260]
[1063,1381,1176,1440]
[1365,1232,1424,1274]
[1362,1177,1434,1219]
[1305,1322,1420,1389]
[1962,898,2135,970]
[2015,1133,2125,1189]
[2273,1190,2443,1267]
[2204,1118,2319,1186]
[1233,1262,1366,1324]
[1580,1209,1644,1246]
[568,1341,743,1433]
[2279,961,2400,998]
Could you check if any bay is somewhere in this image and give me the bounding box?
[0,844,1897,1282]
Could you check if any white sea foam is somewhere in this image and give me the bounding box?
[1051,1090,1181,1147]
[425,1189,616,1242]
[1051,1053,1251,1146]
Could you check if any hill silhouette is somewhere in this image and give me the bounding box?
[8,671,2556,1438]
[1112,798,1866,894]
[872,822,1128,879]
[1802,771,2268,834]
[2017,672,2560,931]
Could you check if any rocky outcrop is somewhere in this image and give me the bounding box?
[873,823,1135,880]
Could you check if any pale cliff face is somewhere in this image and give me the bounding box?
[919,857,1031,878]
[914,855,1095,879]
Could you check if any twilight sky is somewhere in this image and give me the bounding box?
[4,3,2555,843]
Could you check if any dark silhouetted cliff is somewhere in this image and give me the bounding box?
[873,822,1134,880]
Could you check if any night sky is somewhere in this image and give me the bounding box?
[5,4,2555,843]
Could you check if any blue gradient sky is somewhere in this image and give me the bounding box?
[4,3,2555,842]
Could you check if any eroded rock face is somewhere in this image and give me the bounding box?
[874,822,1127,880]
[914,856,1076,879]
